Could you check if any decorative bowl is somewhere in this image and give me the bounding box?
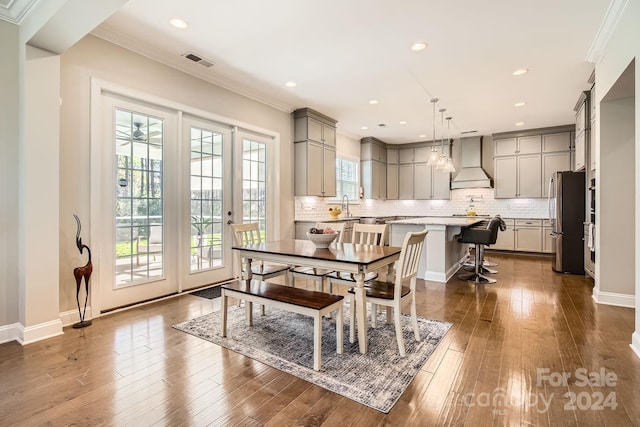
[306,232,338,249]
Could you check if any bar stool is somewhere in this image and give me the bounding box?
[457,216,504,284]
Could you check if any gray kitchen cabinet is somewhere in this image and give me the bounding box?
[387,149,399,164]
[361,137,388,199]
[413,163,431,199]
[542,132,571,153]
[494,154,541,198]
[293,108,338,197]
[574,91,589,171]
[398,164,414,199]
[492,218,515,250]
[495,135,541,156]
[399,148,414,164]
[387,164,398,199]
[494,126,574,199]
[542,151,571,197]
[294,108,336,147]
[432,169,451,199]
[414,147,430,163]
[543,220,554,253]
[514,219,542,252]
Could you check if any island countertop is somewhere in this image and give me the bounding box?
[387,216,485,226]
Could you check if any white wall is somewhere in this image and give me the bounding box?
[593,0,640,356]
[59,35,294,312]
[598,96,635,297]
[19,45,62,342]
[0,21,20,335]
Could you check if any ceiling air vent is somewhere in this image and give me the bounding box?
[181,52,215,68]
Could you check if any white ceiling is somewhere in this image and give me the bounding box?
[92,0,612,144]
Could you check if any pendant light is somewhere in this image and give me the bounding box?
[436,108,447,170]
[445,116,456,173]
[427,98,439,166]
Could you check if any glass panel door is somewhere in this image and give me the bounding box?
[115,110,165,286]
[99,95,178,311]
[181,116,233,290]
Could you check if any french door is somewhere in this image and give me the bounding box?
[180,116,233,290]
[97,95,237,311]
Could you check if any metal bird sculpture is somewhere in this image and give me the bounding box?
[73,214,92,328]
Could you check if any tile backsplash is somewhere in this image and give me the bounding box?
[295,188,549,219]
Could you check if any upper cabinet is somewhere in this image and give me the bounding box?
[293,108,338,197]
[361,137,388,200]
[573,91,589,171]
[493,126,574,199]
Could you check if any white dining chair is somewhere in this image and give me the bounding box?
[325,223,388,293]
[231,223,291,285]
[348,229,428,356]
[290,222,346,291]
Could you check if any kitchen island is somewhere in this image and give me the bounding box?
[388,217,484,282]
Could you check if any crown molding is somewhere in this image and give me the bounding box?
[91,23,296,114]
[586,0,630,63]
[0,0,40,24]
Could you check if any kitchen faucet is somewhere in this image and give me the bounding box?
[342,194,350,218]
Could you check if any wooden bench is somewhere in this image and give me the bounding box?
[221,279,344,371]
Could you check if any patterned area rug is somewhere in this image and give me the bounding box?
[173,304,451,413]
[189,286,222,299]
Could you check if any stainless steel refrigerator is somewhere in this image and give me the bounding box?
[548,170,585,274]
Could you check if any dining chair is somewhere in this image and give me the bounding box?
[325,223,388,293]
[348,229,428,357]
[231,223,291,285]
[290,222,346,291]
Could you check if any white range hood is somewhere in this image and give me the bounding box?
[451,136,492,189]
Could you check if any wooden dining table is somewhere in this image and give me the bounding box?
[232,239,402,353]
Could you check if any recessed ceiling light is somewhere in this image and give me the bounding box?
[169,18,188,29]
[285,81,297,87]
[410,42,428,52]
[399,121,407,125]
[419,134,427,138]
[514,101,526,107]
[515,122,525,126]
[361,126,368,130]
[512,68,529,76]
[369,99,379,105]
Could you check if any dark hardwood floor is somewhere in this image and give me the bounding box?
[1,253,639,426]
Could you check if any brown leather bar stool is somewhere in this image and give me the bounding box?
[457,216,505,284]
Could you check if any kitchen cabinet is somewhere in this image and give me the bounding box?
[542,152,571,197]
[543,132,571,153]
[361,137,388,199]
[413,163,431,199]
[293,108,337,197]
[387,164,398,199]
[493,126,573,199]
[573,91,589,171]
[398,164,414,199]
[387,148,398,164]
[543,220,554,253]
[514,219,542,252]
[494,154,541,198]
[590,83,596,172]
[294,108,336,147]
[399,148,414,164]
[495,135,541,156]
[492,218,515,250]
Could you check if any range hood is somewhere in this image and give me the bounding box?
[451,136,493,189]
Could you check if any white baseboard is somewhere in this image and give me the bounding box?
[631,332,640,360]
[592,289,635,308]
[0,323,21,344]
[16,319,64,345]
[59,307,93,327]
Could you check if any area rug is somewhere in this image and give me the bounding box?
[189,286,222,299]
[173,304,451,413]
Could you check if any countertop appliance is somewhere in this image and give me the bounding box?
[548,170,585,274]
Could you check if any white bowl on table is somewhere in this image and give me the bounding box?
[306,232,339,249]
